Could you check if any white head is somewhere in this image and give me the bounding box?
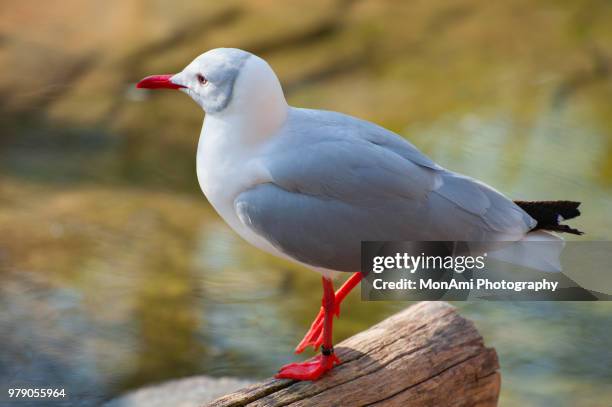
[137,48,287,122]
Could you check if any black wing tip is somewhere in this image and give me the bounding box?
[547,224,585,235]
[514,200,584,235]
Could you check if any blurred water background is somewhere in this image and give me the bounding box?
[1,1,611,406]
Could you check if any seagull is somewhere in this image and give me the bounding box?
[136,48,582,381]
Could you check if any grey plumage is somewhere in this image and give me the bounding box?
[235,108,536,272]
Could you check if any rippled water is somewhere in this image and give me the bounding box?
[1,1,612,406]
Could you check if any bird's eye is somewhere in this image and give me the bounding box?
[197,74,208,85]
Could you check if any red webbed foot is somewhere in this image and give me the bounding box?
[283,275,358,380]
[275,353,341,381]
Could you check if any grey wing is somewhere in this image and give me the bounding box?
[236,183,407,271]
[234,109,536,271]
[432,172,536,236]
[235,138,441,271]
[287,108,443,171]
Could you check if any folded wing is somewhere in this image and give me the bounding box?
[235,108,535,271]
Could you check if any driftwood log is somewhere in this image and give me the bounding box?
[207,302,500,407]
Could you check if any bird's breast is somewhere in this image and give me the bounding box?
[195,123,272,246]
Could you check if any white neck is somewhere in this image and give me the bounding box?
[196,55,289,222]
[195,57,289,260]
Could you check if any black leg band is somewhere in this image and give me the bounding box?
[321,346,334,356]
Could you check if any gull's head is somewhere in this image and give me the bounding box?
[137,48,286,117]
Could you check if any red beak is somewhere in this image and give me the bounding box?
[136,74,186,90]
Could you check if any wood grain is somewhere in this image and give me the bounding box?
[206,302,500,407]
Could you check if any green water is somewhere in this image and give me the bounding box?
[1,1,612,405]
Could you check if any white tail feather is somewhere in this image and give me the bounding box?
[486,231,565,273]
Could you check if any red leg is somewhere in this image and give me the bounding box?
[275,277,341,380]
[295,272,363,354]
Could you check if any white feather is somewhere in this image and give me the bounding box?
[486,231,565,272]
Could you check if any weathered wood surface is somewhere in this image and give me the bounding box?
[206,301,500,407]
